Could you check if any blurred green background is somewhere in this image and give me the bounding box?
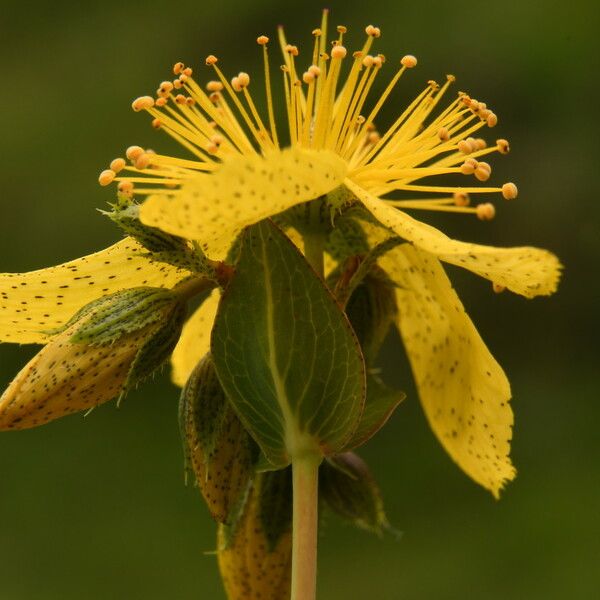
[0,0,597,598]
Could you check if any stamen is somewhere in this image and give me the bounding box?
[502,182,518,200]
[98,169,115,186]
[476,203,496,220]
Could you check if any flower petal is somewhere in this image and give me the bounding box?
[380,244,515,497]
[171,288,220,387]
[346,179,562,298]
[0,238,188,344]
[140,148,347,259]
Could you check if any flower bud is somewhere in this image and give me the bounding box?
[0,288,186,430]
[180,355,258,523]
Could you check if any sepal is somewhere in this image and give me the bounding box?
[320,452,389,535]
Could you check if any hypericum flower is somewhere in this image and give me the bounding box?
[0,11,561,498]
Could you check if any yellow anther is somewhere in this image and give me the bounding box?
[493,283,506,294]
[175,94,187,104]
[331,45,347,59]
[460,160,476,175]
[205,55,218,65]
[131,96,155,112]
[173,62,185,75]
[312,28,322,36]
[496,139,510,154]
[159,81,174,94]
[446,74,456,83]
[206,142,219,154]
[155,97,167,107]
[474,138,487,150]
[368,131,380,144]
[372,56,383,68]
[151,118,162,129]
[476,203,496,221]
[401,54,417,68]
[231,76,242,92]
[135,153,152,170]
[185,97,196,106]
[285,44,299,56]
[474,161,492,181]
[209,92,220,103]
[458,140,472,154]
[98,169,115,186]
[303,71,315,84]
[238,72,250,87]
[438,127,450,141]
[337,25,347,34]
[308,65,321,76]
[365,25,381,37]
[362,55,375,68]
[466,137,478,153]
[183,67,193,77]
[211,134,224,145]
[502,182,518,200]
[487,112,498,127]
[117,181,134,193]
[206,80,224,92]
[454,191,470,207]
[178,74,189,83]
[257,35,269,45]
[173,79,183,89]
[109,158,126,173]
[126,145,144,161]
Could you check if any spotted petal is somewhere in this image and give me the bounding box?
[347,179,561,298]
[0,238,188,344]
[139,148,347,259]
[171,288,220,387]
[380,244,515,497]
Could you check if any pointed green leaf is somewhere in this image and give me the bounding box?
[343,374,405,450]
[211,220,366,467]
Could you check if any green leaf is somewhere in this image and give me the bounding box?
[320,452,389,535]
[343,374,405,450]
[180,355,258,525]
[211,219,366,468]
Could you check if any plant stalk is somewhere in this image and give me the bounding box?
[291,455,320,600]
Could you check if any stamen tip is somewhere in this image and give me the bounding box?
[502,182,518,200]
[98,169,115,186]
[401,54,417,68]
[131,96,155,112]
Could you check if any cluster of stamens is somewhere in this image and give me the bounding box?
[98,11,518,227]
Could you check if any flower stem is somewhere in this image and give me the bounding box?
[291,455,320,600]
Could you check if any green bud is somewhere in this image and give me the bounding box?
[320,452,389,535]
[180,355,259,524]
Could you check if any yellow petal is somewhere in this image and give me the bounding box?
[140,147,347,260]
[0,238,188,345]
[171,288,220,387]
[346,179,562,298]
[380,244,515,497]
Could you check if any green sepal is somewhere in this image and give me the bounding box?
[220,468,292,552]
[343,268,399,364]
[103,201,215,276]
[342,373,405,451]
[320,452,389,535]
[326,216,370,263]
[211,219,366,467]
[69,287,177,345]
[179,354,259,525]
[125,301,186,386]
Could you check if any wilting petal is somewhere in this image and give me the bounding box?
[171,288,220,387]
[0,238,188,344]
[140,148,347,259]
[380,244,515,497]
[347,180,561,298]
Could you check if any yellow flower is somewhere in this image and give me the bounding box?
[0,12,561,498]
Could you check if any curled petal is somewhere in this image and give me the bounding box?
[347,179,562,298]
